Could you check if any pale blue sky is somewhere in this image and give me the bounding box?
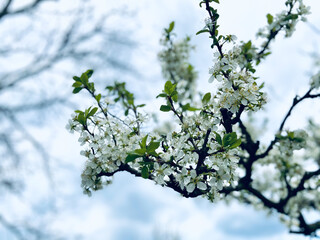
[2,0,320,239]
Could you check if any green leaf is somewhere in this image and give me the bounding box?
[77,112,86,125]
[284,14,298,21]
[171,92,178,102]
[199,1,206,7]
[188,106,199,111]
[88,107,98,117]
[127,99,134,105]
[134,148,146,155]
[73,76,81,82]
[85,69,94,78]
[267,14,273,24]
[73,87,83,94]
[137,104,146,108]
[213,0,220,3]
[141,165,149,179]
[196,29,210,35]
[156,93,167,98]
[125,154,141,163]
[72,81,82,88]
[88,82,95,92]
[181,103,199,111]
[80,73,88,84]
[84,107,90,117]
[170,84,177,94]
[168,21,175,33]
[160,105,171,112]
[147,141,160,153]
[140,135,148,149]
[229,138,241,149]
[95,94,101,102]
[164,81,173,95]
[214,131,222,145]
[243,41,252,52]
[287,131,294,139]
[202,92,211,104]
[222,132,237,147]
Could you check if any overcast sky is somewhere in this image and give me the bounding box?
[3,0,320,239]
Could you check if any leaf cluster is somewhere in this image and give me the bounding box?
[72,69,94,94]
[214,132,241,150]
[106,82,144,116]
[74,107,98,127]
[125,135,160,178]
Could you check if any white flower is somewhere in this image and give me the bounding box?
[186,183,195,193]
[208,75,215,83]
[197,181,207,191]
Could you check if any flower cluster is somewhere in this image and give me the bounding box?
[67,112,142,195]
[208,46,267,114]
[257,0,310,40]
[158,22,197,103]
[67,60,242,199]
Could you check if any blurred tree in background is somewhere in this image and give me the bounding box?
[0,0,134,239]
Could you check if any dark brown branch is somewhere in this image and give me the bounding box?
[0,0,49,20]
[280,168,320,206]
[257,88,320,159]
[231,104,245,124]
[279,90,312,132]
[256,3,295,61]
[196,128,211,173]
[290,214,320,236]
[220,108,233,133]
[0,214,24,240]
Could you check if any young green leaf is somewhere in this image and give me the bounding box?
[267,14,273,24]
[125,154,141,163]
[202,92,211,104]
[141,166,149,179]
[137,104,146,108]
[168,21,175,33]
[229,138,241,149]
[214,131,222,145]
[171,92,178,102]
[77,112,86,125]
[73,87,83,94]
[140,135,148,149]
[196,29,210,35]
[181,103,199,111]
[73,76,81,82]
[72,81,83,88]
[95,94,101,102]
[88,107,98,117]
[134,148,146,155]
[85,69,94,78]
[164,81,173,95]
[160,105,171,112]
[156,93,167,98]
[80,73,88,84]
[147,141,160,153]
[222,132,237,147]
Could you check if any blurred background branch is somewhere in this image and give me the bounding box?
[0,0,135,238]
